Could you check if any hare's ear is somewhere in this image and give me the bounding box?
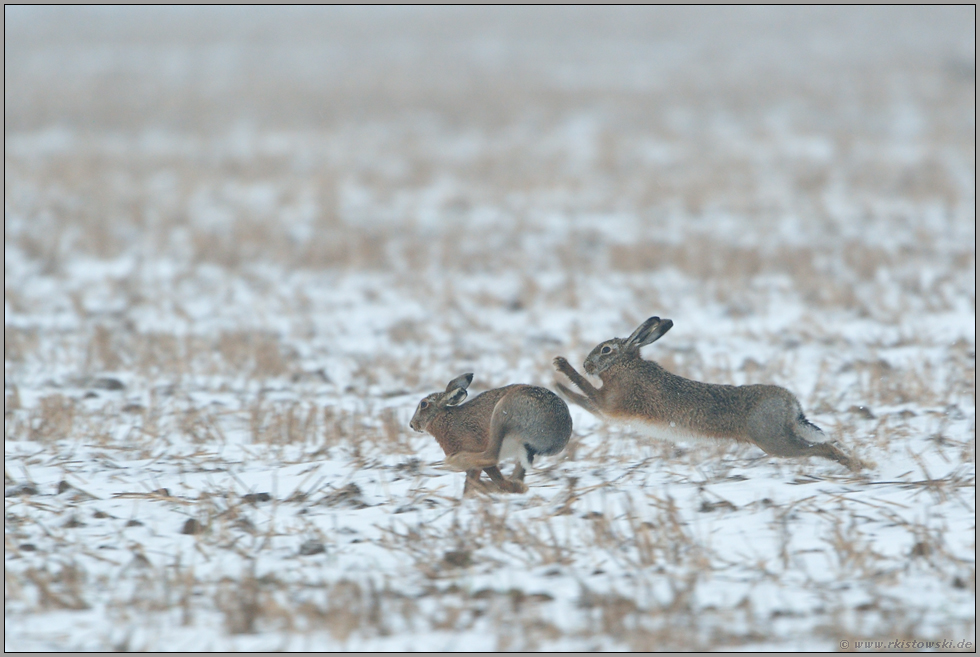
[443,387,468,406]
[445,373,473,393]
[626,317,673,348]
[442,373,473,406]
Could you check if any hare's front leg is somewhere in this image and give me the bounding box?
[446,453,528,495]
[553,356,602,414]
[553,357,596,392]
[483,466,528,494]
[463,469,494,496]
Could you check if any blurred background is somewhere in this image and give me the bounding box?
[6,6,974,277]
[4,6,976,384]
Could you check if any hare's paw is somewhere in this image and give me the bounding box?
[463,476,496,496]
[822,441,869,472]
[840,451,872,473]
[553,356,573,375]
[446,451,497,472]
[499,478,529,494]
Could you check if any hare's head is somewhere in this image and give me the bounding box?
[584,317,673,375]
[409,373,473,432]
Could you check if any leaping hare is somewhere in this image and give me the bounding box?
[553,317,862,471]
[409,373,573,494]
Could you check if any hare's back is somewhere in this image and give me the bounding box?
[507,384,572,417]
[452,385,548,431]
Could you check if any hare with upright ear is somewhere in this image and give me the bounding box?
[410,373,573,494]
[553,317,863,471]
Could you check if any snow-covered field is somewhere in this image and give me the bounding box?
[5,7,976,651]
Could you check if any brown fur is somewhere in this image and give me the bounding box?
[410,374,573,495]
[554,317,863,471]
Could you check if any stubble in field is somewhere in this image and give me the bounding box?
[4,6,975,651]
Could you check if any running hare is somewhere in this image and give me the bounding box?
[410,373,573,494]
[553,317,862,471]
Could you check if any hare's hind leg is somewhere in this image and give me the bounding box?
[444,394,521,472]
[746,396,861,470]
[806,441,863,471]
[791,416,864,471]
[754,423,863,472]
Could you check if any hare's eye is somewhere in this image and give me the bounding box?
[419,401,428,410]
[601,345,612,355]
